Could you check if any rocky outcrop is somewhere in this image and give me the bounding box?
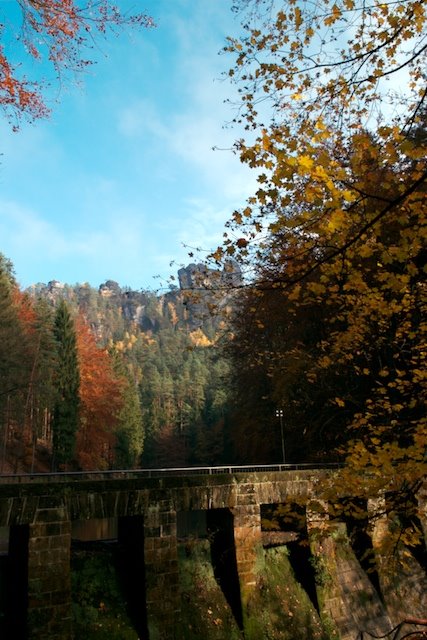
[27,263,234,334]
[99,279,121,298]
[177,260,242,291]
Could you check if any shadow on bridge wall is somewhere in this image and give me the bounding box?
[117,515,149,638]
[2,524,29,639]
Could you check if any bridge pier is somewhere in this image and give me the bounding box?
[307,498,392,640]
[368,496,427,625]
[232,483,263,609]
[27,498,72,640]
[144,503,180,639]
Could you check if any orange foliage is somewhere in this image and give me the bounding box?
[76,315,124,470]
[0,0,154,127]
[10,289,39,447]
[12,288,37,332]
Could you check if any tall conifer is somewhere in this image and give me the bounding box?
[0,255,29,471]
[111,352,144,469]
[0,255,26,397]
[52,300,79,470]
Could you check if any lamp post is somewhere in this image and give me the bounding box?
[275,409,285,464]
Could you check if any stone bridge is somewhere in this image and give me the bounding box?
[0,466,425,640]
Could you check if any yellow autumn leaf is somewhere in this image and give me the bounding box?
[315,118,326,131]
[358,244,374,258]
[327,209,346,231]
[308,282,326,295]
[342,189,354,202]
[298,154,314,171]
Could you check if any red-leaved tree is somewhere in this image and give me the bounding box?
[0,0,154,127]
[76,315,124,469]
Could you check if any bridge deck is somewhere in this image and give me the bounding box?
[0,462,341,485]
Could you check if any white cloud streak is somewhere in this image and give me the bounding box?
[0,2,255,289]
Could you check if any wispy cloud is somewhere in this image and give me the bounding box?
[0,1,255,290]
[117,99,168,139]
[0,198,168,287]
[116,5,255,205]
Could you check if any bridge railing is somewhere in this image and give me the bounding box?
[0,462,342,484]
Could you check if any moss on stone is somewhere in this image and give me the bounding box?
[71,546,138,640]
[176,538,244,640]
[244,546,332,640]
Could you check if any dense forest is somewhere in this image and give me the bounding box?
[0,196,425,475]
[0,257,254,472]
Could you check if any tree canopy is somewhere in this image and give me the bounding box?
[52,299,80,469]
[217,0,426,269]
[214,0,426,552]
[0,262,233,472]
[0,0,154,127]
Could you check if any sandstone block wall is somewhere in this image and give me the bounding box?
[0,471,425,640]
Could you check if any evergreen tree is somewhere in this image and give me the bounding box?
[24,298,58,471]
[0,255,27,399]
[111,352,144,469]
[52,300,79,470]
[0,255,30,471]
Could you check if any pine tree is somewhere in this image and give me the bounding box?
[108,349,144,469]
[0,255,30,471]
[51,300,79,470]
[0,255,27,398]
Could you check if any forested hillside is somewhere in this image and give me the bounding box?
[0,258,248,472]
[0,250,326,474]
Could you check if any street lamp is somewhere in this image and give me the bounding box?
[275,409,285,464]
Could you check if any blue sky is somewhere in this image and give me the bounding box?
[0,1,255,291]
